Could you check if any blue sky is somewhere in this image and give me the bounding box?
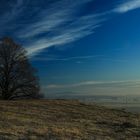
[1,0,140,97]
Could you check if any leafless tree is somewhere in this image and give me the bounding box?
[0,37,40,100]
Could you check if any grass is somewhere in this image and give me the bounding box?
[0,99,139,140]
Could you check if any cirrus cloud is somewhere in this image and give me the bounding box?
[114,0,140,13]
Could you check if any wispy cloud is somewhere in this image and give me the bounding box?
[19,0,93,39]
[114,0,140,13]
[33,55,104,61]
[0,0,24,25]
[0,0,27,38]
[26,14,105,56]
[46,80,140,89]
[24,0,140,56]
[12,0,106,56]
[1,0,139,57]
[26,17,104,56]
[44,80,140,97]
[32,55,127,64]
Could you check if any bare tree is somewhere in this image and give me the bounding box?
[0,37,40,100]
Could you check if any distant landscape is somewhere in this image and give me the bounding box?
[46,94,140,113]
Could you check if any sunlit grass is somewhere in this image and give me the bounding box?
[0,99,139,139]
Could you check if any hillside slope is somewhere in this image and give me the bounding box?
[0,99,140,140]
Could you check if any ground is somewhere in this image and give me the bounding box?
[0,99,140,140]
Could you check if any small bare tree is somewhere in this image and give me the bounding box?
[0,37,40,100]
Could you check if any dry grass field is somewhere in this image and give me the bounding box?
[0,99,140,140]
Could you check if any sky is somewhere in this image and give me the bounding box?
[1,0,140,98]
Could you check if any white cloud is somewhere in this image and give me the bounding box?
[42,80,140,96]
[2,0,139,57]
[114,0,140,13]
[26,14,104,56]
[14,0,106,57]
[32,54,127,63]
[33,55,103,61]
[18,0,93,39]
[19,11,71,39]
[46,80,140,89]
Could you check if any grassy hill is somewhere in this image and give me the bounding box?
[0,99,140,140]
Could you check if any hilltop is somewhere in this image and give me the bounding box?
[0,99,140,140]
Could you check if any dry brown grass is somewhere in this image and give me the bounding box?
[0,99,139,140]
